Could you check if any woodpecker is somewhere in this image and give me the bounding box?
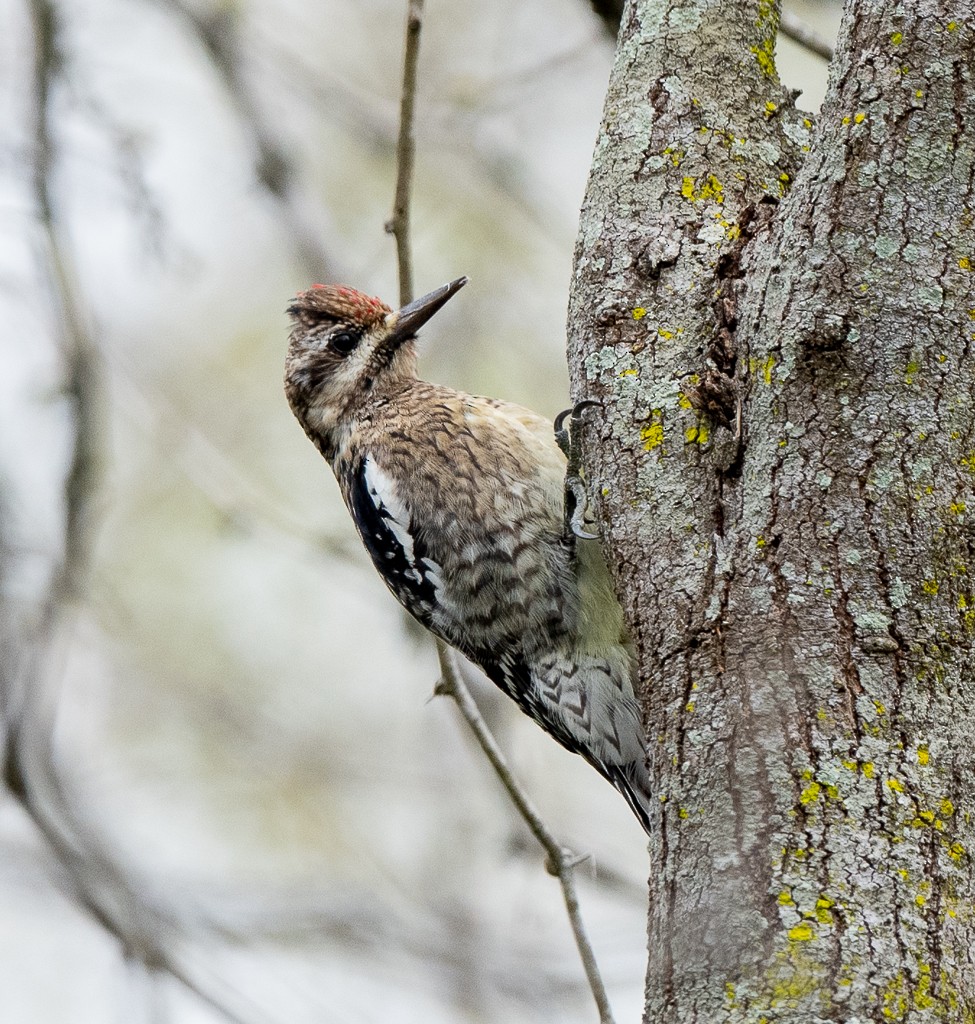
[284,277,651,833]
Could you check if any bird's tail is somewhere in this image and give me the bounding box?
[524,648,654,835]
[607,759,653,836]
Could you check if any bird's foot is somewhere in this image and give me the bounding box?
[554,400,602,541]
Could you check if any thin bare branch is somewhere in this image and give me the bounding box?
[385,2,617,1019]
[388,0,424,307]
[435,645,616,1024]
[6,0,103,787]
[780,8,835,62]
[252,31,570,250]
[26,0,101,611]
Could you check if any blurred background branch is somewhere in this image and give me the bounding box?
[159,0,338,278]
[779,8,835,61]
[3,3,265,1022]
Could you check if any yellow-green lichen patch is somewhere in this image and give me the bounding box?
[632,306,647,320]
[962,602,975,635]
[749,353,776,384]
[641,409,665,451]
[800,781,821,805]
[754,940,830,1013]
[681,173,724,204]
[890,30,904,45]
[619,367,638,377]
[914,963,934,1010]
[960,257,972,270]
[787,922,814,942]
[684,423,710,444]
[678,387,695,410]
[755,0,777,28]
[786,917,811,937]
[879,960,961,1019]
[882,973,909,1019]
[751,40,776,78]
[814,897,835,925]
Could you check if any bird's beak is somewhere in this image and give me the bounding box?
[386,277,468,345]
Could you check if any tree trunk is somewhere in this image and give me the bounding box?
[567,0,975,1019]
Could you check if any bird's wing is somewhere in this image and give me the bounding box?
[473,396,567,472]
[348,453,446,634]
[480,646,652,834]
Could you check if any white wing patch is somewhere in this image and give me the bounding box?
[363,455,422,585]
[356,454,446,622]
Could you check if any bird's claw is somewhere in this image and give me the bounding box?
[566,476,600,540]
[554,400,603,458]
[555,400,604,543]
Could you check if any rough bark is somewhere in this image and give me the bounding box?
[567,0,975,1020]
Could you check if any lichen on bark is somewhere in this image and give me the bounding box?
[567,0,975,1020]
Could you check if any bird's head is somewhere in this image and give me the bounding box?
[284,276,467,457]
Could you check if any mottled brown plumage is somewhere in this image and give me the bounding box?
[284,278,651,832]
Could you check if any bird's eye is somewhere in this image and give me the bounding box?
[330,329,360,356]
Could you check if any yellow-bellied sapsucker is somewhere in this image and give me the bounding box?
[284,277,651,833]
